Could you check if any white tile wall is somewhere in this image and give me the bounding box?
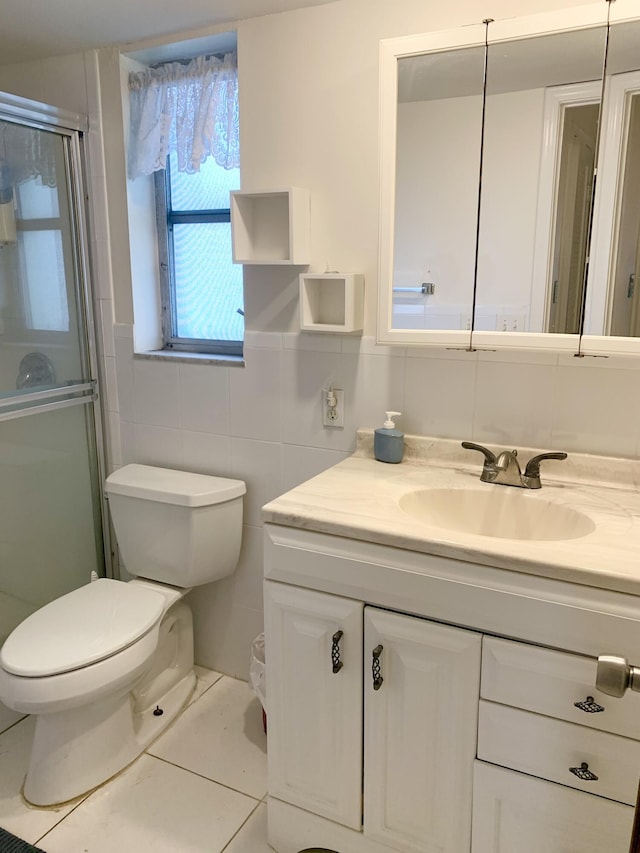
[109,329,640,679]
[133,359,181,427]
[229,348,283,442]
[179,363,230,435]
[182,431,233,478]
[472,360,554,449]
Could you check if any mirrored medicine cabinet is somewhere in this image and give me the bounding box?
[377,0,640,356]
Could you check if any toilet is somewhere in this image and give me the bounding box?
[0,464,246,807]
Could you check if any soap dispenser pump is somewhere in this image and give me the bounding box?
[374,411,404,464]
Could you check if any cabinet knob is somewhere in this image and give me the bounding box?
[372,644,384,690]
[331,630,343,674]
[569,762,599,782]
[596,655,640,698]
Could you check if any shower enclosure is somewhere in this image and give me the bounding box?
[0,94,107,657]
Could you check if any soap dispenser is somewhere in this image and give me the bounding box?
[374,411,404,464]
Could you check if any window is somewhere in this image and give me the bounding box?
[156,149,243,355]
[127,49,241,356]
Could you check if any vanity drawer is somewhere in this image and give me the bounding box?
[477,700,640,805]
[472,761,634,853]
[481,636,640,739]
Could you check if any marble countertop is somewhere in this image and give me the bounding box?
[262,431,640,597]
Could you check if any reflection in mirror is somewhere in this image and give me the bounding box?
[474,27,606,336]
[547,102,599,334]
[392,45,485,332]
[588,20,640,338]
[609,92,640,336]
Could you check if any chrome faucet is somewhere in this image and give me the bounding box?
[461,442,568,489]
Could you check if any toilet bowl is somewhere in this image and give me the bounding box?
[0,465,246,806]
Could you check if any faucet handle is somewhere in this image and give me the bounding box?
[461,441,497,466]
[523,451,568,488]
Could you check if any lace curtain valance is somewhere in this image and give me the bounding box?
[127,52,239,180]
[1,123,58,190]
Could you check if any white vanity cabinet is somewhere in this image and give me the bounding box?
[265,581,482,853]
[263,521,640,853]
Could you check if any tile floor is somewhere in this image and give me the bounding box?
[0,668,274,852]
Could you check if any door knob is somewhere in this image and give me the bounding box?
[596,655,640,697]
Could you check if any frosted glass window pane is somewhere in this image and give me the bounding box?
[0,404,102,640]
[15,175,60,219]
[19,230,69,331]
[169,150,240,211]
[173,222,243,341]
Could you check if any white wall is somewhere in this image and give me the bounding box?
[394,95,483,321]
[476,88,546,329]
[7,0,640,683]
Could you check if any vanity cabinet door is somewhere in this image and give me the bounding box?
[472,761,634,853]
[264,581,363,829]
[363,606,481,852]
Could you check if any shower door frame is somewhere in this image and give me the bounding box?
[0,90,112,579]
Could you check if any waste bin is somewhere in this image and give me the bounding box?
[250,632,267,733]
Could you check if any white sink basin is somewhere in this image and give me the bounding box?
[399,487,596,541]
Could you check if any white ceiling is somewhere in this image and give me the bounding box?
[0,0,337,66]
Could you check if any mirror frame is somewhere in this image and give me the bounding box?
[377,23,487,349]
[376,2,634,354]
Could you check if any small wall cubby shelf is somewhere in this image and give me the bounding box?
[230,187,310,265]
[299,273,364,333]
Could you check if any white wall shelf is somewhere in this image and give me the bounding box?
[299,273,364,333]
[230,187,310,265]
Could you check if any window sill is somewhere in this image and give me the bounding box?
[134,350,245,367]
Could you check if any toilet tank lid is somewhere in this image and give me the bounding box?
[105,464,246,507]
[0,579,167,677]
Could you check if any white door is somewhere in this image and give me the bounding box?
[363,607,482,852]
[264,581,363,829]
[472,761,634,852]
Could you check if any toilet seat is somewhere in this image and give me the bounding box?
[0,626,160,714]
[0,578,166,677]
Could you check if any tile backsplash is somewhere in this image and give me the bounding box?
[109,325,640,678]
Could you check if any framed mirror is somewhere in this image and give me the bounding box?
[377,4,640,354]
[377,24,487,347]
[472,19,607,353]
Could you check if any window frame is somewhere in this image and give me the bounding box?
[154,155,243,357]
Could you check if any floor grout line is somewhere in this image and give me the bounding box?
[219,798,263,852]
[146,752,266,802]
[0,714,28,739]
[34,793,91,845]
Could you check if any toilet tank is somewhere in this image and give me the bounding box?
[105,465,246,587]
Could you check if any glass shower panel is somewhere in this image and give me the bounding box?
[0,404,103,643]
[0,99,105,655]
[0,120,87,396]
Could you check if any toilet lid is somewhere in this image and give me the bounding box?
[0,579,166,677]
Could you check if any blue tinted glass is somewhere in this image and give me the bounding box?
[169,150,240,211]
[172,222,244,341]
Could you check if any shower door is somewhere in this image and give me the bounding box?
[0,95,106,650]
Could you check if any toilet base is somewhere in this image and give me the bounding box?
[24,670,196,806]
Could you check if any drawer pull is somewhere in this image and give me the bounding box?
[569,762,599,782]
[372,645,384,690]
[574,696,605,713]
[331,630,344,674]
